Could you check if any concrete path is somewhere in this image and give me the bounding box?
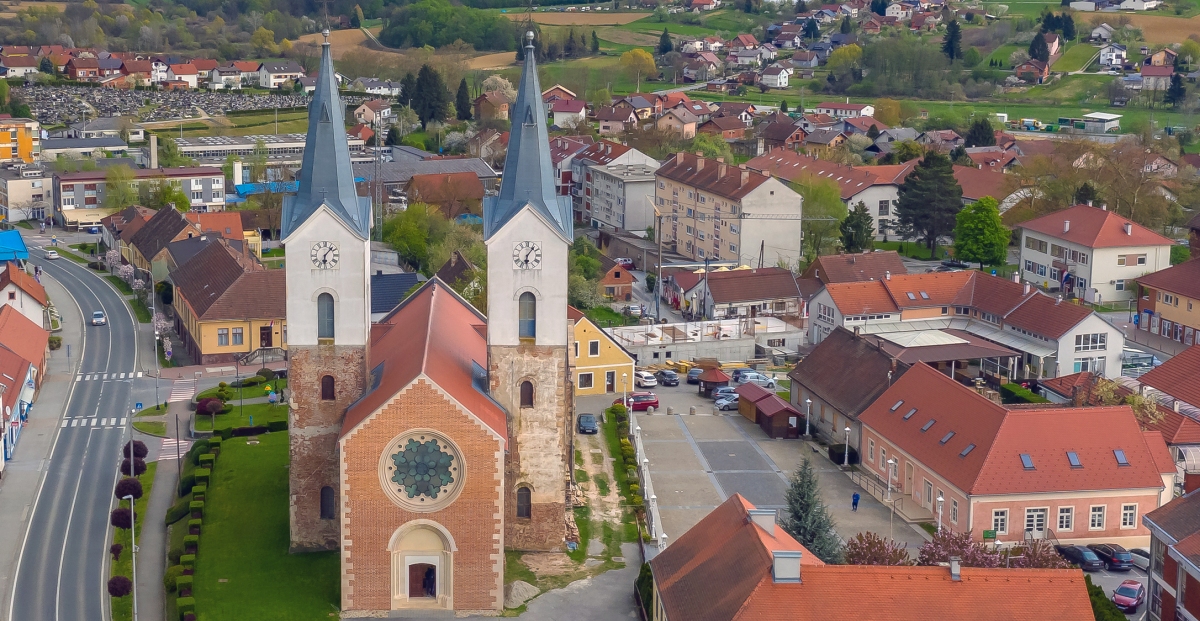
[134,400,193,621]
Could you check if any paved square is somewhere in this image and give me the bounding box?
[648,470,725,507]
[681,416,743,441]
[641,441,704,472]
[634,415,686,441]
[713,472,789,508]
[697,441,772,472]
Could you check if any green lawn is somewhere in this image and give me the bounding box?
[15,220,32,229]
[984,44,1019,69]
[586,305,639,328]
[111,462,157,621]
[134,420,166,436]
[197,378,288,401]
[193,401,287,432]
[52,247,89,264]
[194,432,340,620]
[130,297,151,323]
[106,276,134,295]
[1052,44,1100,73]
[982,1,1057,16]
[875,240,939,261]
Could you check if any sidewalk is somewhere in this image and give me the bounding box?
[156,360,288,381]
[0,273,85,618]
[1102,313,1187,361]
[134,401,191,621]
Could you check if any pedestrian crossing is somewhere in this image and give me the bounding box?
[168,380,194,403]
[60,417,128,429]
[159,438,191,461]
[75,371,143,382]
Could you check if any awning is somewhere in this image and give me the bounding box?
[1179,445,1200,474]
[964,323,1057,359]
[854,318,969,335]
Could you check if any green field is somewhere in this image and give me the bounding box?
[181,111,309,138]
[985,44,1020,69]
[982,1,1058,16]
[193,401,287,432]
[1053,43,1100,73]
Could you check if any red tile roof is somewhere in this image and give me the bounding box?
[735,382,774,402]
[697,367,730,382]
[1135,256,1200,300]
[550,99,585,113]
[342,279,506,441]
[823,280,898,315]
[548,135,593,166]
[802,251,908,283]
[0,304,48,369]
[184,212,244,241]
[881,270,973,307]
[191,58,219,71]
[952,164,1010,201]
[746,149,884,200]
[575,139,632,165]
[0,261,46,305]
[1139,344,1200,409]
[657,152,772,201]
[705,267,800,304]
[1038,371,1200,445]
[1018,203,1175,249]
[1141,65,1174,77]
[1001,288,1093,339]
[168,63,197,76]
[842,116,888,133]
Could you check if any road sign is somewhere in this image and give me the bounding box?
[135,402,143,410]
[982,530,997,540]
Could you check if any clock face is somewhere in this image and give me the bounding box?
[512,241,542,270]
[310,241,339,269]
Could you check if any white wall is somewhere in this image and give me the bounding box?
[1,284,43,327]
[1056,313,1125,379]
[846,185,898,241]
[737,176,803,269]
[485,207,570,348]
[1089,245,1172,303]
[806,287,842,345]
[283,208,372,347]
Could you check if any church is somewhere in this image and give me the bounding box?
[282,31,575,614]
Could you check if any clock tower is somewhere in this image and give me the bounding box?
[485,31,574,550]
[283,30,373,553]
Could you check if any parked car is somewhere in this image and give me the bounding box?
[1088,543,1134,571]
[737,372,776,389]
[614,392,659,412]
[91,310,107,326]
[714,396,738,411]
[711,386,737,400]
[941,258,969,269]
[615,257,635,270]
[1055,545,1105,571]
[625,304,643,317]
[686,368,703,384]
[577,413,598,434]
[634,371,658,388]
[1111,579,1146,613]
[656,369,680,386]
[45,249,59,260]
[729,368,752,383]
[1128,548,1151,571]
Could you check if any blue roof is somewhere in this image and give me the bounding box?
[0,230,28,261]
[235,181,299,197]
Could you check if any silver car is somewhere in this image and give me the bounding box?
[714,396,738,411]
[91,311,107,326]
[1128,548,1150,571]
[738,372,776,389]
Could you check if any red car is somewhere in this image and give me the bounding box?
[1111,579,1145,613]
[614,392,659,412]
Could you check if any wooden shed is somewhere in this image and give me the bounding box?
[756,394,801,439]
[734,383,774,423]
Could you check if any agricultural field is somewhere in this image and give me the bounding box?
[0,1,67,18]
[1051,43,1100,72]
[496,9,651,25]
[1117,12,1200,43]
[297,26,388,59]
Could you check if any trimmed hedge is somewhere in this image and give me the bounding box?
[180,554,195,569]
[999,383,1050,404]
[191,484,206,501]
[183,534,199,552]
[232,376,264,388]
[166,499,190,525]
[190,440,211,466]
[198,453,215,469]
[176,596,196,617]
[188,518,202,534]
[194,468,211,485]
[189,500,204,518]
[164,565,183,593]
[267,419,288,432]
[175,574,193,595]
[178,473,196,497]
[232,425,269,437]
[208,437,222,453]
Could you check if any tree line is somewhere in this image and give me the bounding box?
[378,0,520,51]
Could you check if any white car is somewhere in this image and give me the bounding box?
[714,396,738,411]
[91,311,107,326]
[633,371,657,388]
[45,249,59,260]
[737,372,776,389]
[1129,548,1150,571]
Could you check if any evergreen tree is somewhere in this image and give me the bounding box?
[840,15,852,34]
[803,18,819,40]
[941,20,962,61]
[1073,181,1099,205]
[780,459,843,564]
[399,72,417,106]
[949,144,970,165]
[1060,13,1076,40]
[565,29,578,57]
[350,5,361,28]
[870,0,888,15]
[895,151,962,250]
[38,56,52,74]
[780,100,789,113]
[1040,12,1059,32]
[866,124,881,139]
[659,28,673,55]
[1165,73,1187,107]
[795,0,807,12]
[413,65,450,128]
[953,196,1009,268]
[591,30,600,53]
[744,0,754,12]
[840,201,875,252]
[964,117,995,147]
[1028,32,1050,63]
[385,126,401,146]
[455,78,472,121]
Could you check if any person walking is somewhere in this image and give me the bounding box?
[852,492,860,512]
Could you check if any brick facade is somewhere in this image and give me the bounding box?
[289,343,367,553]
[340,380,505,615]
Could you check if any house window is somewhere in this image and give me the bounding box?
[317,293,335,340]
[868,439,875,463]
[1115,280,1125,291]
[232,327,243,345]
[578,373,593,389]
[321,375,335,400]
[519,292,536,339]
[877,200,890,215]
[766,338,785,347]
[1058,506,1074,531]
[950,499,958,524]
[992,509,1008,535]
[1117,255,1127,266]
[1136,255,1146,265]
[319,486,336,520]
[1089,505,1105,530]
[217,328,229,346]
[1121,504,1137,528]
[589,340,600,356]
[191,191,202,201]
[516,486,532,518]
[1074,333,1107,352]
[520,381,534,408]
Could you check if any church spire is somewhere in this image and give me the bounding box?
[281,29,371,240]
[483,31,572,241]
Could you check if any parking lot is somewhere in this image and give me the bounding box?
[1091,566,1149,620]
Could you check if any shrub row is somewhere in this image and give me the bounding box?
[167,440,220,619]
[999,382,1050,404]
[606,404,644,510]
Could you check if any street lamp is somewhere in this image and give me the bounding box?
[886,458,896,501]
[937,494,945,534]
[124,492,138,621]
[622,372,628,411]
[886,457,897,542]
[804,398,811,438]
[843,426,851,467]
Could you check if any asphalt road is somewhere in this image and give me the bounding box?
[10,248,140,621]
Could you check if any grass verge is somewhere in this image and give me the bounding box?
[568,505,592,563]
[134,420,166,436]
[106,276,134,295]
[53,247,89,264]
[876,240,938,261]
[111,461,157,621]
[130,297,151,323]
[192,401,287,432]
[197,378,288,401]
[195,432,339,620]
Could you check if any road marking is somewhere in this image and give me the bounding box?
[90,419,97,427]
[75,375,81,382]
[70,419,78,427]
[159,438,192,461]
[168,380,195,403]
[119,418,126,426]
[60,420,67,428]
[136,372,142,378]
[117,373,124,379]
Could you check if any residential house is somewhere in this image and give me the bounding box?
[965,147,1020,171]
[541,84,577,102]
[548,135,593,197]
[699,116,748,140]
[1100,43,1127,67]
[656,109,700,139]
[0,305,49,470]
[0,261,45,328]
[952,164,1017,207]
[597,256,638,301]
[1018,203,1174,302]
[649,493,1095,621]
[1143,489,1200,621]
[814,102,875,118]
[918,129,964,151]
[655,152,805,267]
[166,63,198,88]
[791,51,819,69]
[585,161,659,231]
[347,123,374,144]
[353,99,393,127]
[729,33,760,51]
[352,78,403,96]
[191,58,218,81]
[1142,65,1174,92]
[841,116,888,136]
[796,113,840,133]
[1136,257,1200,346]
[0,56,39,78]
[807,270,1126,379]
[760,122,806,152]
[683,58,721,82]
[801,250,908,283]
[258,61,304,89]
[714,102,755,127]
[404,172,485,218]
[861,16,883,33]
[64,57,99,81]
[808,41,834,59]
[128,206,203,281]
[571,140,660,224]
[103,205,154,263]
[1016,59,1050,83]
[594,106,638,136]
[695,266,803,320]
[569,306,635,396]
[1044,33,1062,57]
[52,166,224,229]
[549,99,586,128]
[691,0,720,10]
[1146,48,1178,67]
[208,66,241,90]
[886,1,912,18]
[760,66,789,88]
[1120,0,1160,9]
[725,49,762,68]
[859,361,1174,546]
[615,93,663,119]
[0,166,49,223]
[1091,22,1115,42]
[802,129,847,156]
[672,100,713,124]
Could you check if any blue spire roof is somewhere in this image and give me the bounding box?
[281,30,372,240]
[483,32,573,241]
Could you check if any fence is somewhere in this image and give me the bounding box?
[632,413,666,554]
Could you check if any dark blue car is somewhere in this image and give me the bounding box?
[577,413,598,434]
[1088,543,1134,571]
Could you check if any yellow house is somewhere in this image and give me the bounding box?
[170,238,286,364]
[0,118,41,164]
[569,306,635,396]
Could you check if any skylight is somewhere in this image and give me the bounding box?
[1020,454,1035,470]
[1067,452,1082,468]
[920,419,936,432]
[919,291,930,300]
[903,408,917,420]
[1114,450,1129,466]
[890,400,904,411]
[960,444,976,457]
[906,292,916,300]
[940,431,955,444]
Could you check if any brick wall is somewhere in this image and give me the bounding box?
[340,379,504,615]
[289,343,367,553]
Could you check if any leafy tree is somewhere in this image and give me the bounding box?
[1073,181,1099,205]
[1180,39,1200,70]
[803,18,819,40]
[620,49,656,91]
[111,507,133,530]
[917,530,1000,567]
[892,140,925,162]
[873,98,901,126]
[780,100,789,113]
[840,15,852,34]
[1009,539,1070,568]
[794,174,847,261]
[942,20,962,61]
[114,477,143,501]
[251,26,278,56]
[156,136,193,167]
[1028,32,1049,63]
[963,46,982,67]
[455,79,472,121]
[102,165,137,210]
[379,0,518,51]
[844,531,914,565]
[658,28,673,55]
[1165,73,1187,107]
[1171,245,1189,265]
[840,201,875,253]
[107,576,133,598]
[780,458,843,564]
[949,145,971,165]
[964,117,996,148]
[689,133,733,160]
[591,30,600,54]
[953,196,1009,268]
[121,457,147,477]
[796,0,808,12]
[413,65,450,128]
[896,151,962,250]
[0,80,9,106]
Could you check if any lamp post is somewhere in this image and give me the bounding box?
[887,457,897,542]
[124,492,138,621]
[843,426,851,467]
[937,494,945,534]
[804,398,811,438]
[622,372,628,411]
[886,458,896,501]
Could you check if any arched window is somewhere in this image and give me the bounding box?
[320,486,336,519]
[519,381,534,408]
[518,292,536,339]
[516,486,532,519]
[321,375,335,401]
[317,292,335,340]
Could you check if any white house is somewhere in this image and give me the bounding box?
[760,66,789,89]
[352,78,403,97]
[549,99,586,128]
[258,61,304,89]
[1091,23,1115,42]
[165,64,198,89]
[0,262,46,328]
[886,3,911,18]
[1119,0,1159,9]
[150,59,168,83]
[1016,203,1174,304]
[814,101,875,118]
[1099,43,1127,67]
[208,67,242,90]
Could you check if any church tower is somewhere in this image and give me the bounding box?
[485,32,574,550]
[283,30,373,553]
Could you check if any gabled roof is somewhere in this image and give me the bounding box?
[184,212,244,240]
[0,303,48,366]
[882,271,973,308]
[168,239,278,321]
[1141,65,1174,77]
[702,116,748,132]
[0,261,45,306]
[343,279,505,441]
[550,99,586,114]
[594,106,637,122]
[1145,488,1200,543]
[747,149,884,200]
[1018,203,1174,249]
[804,128,845,145]
[705,267,801,304]
[168,63,197,75]
[1001,288,1092,339]
[1137,255,1200,299]
[842,116,888,133]
[657,152,771,201]
[802,251,908,283]
[952,164,1009,201]
[822,280,898,314]
[789,326,908,417]
[370,271,424,314]
[260,61,303,73]
[129,207,197,262]
[548,135,593,166]
[759,122,804,142]
[1140,345,1200,410]
[191,58,219,71]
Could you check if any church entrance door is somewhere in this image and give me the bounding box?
[389,523,453,610]
[260,326,273,347]
[409,563,436,598]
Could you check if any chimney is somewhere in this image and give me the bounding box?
[1063,220,1070,233]
[1023,282,1031,295]
[1100,203,1107,211]
[1011,271,1020,283]
[696,157,705,171]
[149,134,158,170]
[885,270,891,280]
[718,161,726,177]
[853,325,861,336]
[1124,222,1132,235]
[232,159,243,185]
[949,556,962,581]
[740,169,749,186]
[376,270,383,276]
[1055,295,1063,306]
[1086,200,1093,207]
[200,235,206,241]
[1174,400,1181,413]
[772,550,803,583]
[748,509,777,535]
